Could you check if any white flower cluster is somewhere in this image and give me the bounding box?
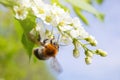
[13,0,31,20]
[13,0,92,39]
[13,0,107,64]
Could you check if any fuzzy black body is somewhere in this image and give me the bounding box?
[33,48,49,60]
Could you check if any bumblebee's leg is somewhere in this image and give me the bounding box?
[43,39,49,44]
[37,34,45,46]
[50,37,55,44]
[50,34,60,45]
[37,34,49,46]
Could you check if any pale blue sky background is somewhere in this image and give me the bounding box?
[56,0,120,80]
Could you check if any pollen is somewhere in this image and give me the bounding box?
[58,21,65,26]
[38,8,44,14]
[17,10,23,15]
[45,16,52,23]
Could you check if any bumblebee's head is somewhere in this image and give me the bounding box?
[53,42,59,50]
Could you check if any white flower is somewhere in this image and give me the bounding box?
[36,20,45,36]
[59,35,72,45]
[32,3,72,27]
[79,29,89,38]
[13,6,28,20]
[70,29,80,38]
[32,5,54,25]
[30,22,42,36]
[31,6,44,17]
[57,13,72,26]
[31,0,48,18]
[41,4,71,26]
[32,0,44,6]
[59,25,73,31]
[70,26,89,39]
[71,17,82,28]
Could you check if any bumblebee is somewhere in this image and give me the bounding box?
[33,35,62,73]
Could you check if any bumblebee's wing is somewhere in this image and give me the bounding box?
[50,57,63,74]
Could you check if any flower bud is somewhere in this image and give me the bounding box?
[85,50,93,57]
[73,48,80,58]
[85,36,97,46]
[95,49,107,57]
[90,40,97,46]
[85,36,91,42]
[72,39,79,48]
[85,57,92,65]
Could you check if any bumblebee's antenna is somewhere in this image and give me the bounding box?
[57,34,60,43]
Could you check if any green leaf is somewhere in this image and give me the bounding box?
[73,7,89,25]
[67,0,104,21]
[13,19,23,40]
[21,33,34,60]
[16,14,36,59]
[96,0,103,5]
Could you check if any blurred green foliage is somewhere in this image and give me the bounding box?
[0,5,55,80]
